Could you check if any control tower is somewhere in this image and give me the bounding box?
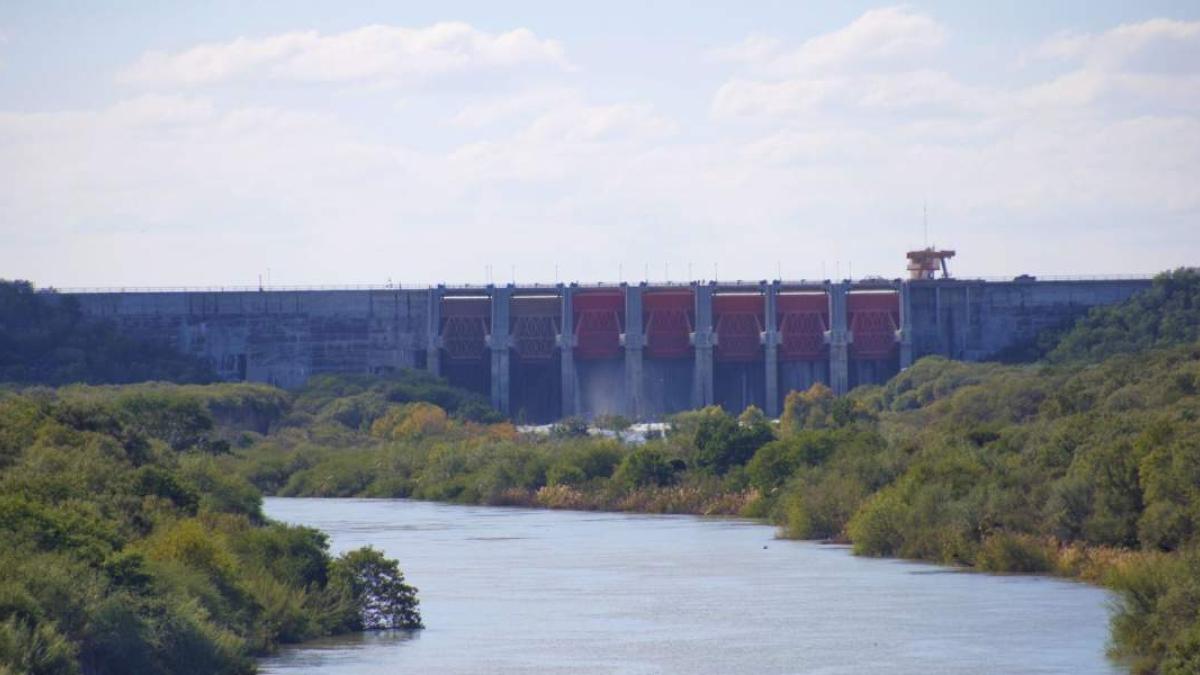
[906,247,955,280]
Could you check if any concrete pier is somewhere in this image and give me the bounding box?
[489,285,512,414]
[898,281,914,369]
[426,286,443,377]
[763,281,780,417]
[827,282,850,396]
[692,283,715,409]
[558,284,578,418]
[623,284,645,419]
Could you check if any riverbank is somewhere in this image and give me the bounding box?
[322,476,1155,587]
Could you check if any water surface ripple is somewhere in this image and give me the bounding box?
[261,497,1122,675]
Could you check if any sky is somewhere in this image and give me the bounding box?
[1,1,1198,288]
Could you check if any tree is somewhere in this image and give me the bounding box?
[614,447,674,488]
[0,280,215,385]
[1050,268,1200,363]
[693,406,775,475]
[370,403,450,440]
[780,384,835,434]
[330,547,421,630]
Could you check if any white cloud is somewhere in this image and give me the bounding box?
[107,94,216,125]
[447,94,677,186]
[1,10,1197,285]
[718,7,945,75]
[713,77,842,118]
[784,6,944,71]
[700,7,1200,273]
[523,100,676,143]
[451,88,577,127]
[117,22,569,86]
[710,35,783,65]
[713,69,991,119]
[714,10,1200,121]
[711,8,976,120]
[1036,18,1200,72]
[445,88,677,186]
[1019,18,1200,113]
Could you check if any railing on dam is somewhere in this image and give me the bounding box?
[51,273,1156,294]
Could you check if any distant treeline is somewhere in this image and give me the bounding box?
[0,280,215,385]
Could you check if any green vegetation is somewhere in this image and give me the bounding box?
[0,281,216,385]
[3,269,1198,673]
[230,379,758,514]
[0,383,420,675]
[1051,268,1200,364]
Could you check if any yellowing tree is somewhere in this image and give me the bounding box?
[370,403,451,440]
[780,383,835,435]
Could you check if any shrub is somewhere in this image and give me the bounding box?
[692,407,774,475]
[614,447,674,488]
[329,547,421,630]
[975,532,1052,573]
[1109,548,1200,674]
[370,403,451,440]
[779,473,867,541]
[546,463,587,487]
[847,489,907,557]
[747,431,839,493]
[780,384,835,434]
[1051,269,1200,364]
[0,616,78,675]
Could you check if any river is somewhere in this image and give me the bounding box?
[260,497,1122,674]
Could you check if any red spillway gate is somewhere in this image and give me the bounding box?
[714,294,764,362]
[511,296,559,360]
[848,292,899,359]
[778,293,829,360]
[440,297,490,361]
[573,291,624,360]
[644,291,693,359]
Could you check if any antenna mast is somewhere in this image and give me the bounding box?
[923,201,928,247]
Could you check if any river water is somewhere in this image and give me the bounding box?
[261,497,1123,675]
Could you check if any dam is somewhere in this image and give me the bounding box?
[64,258,1152,422]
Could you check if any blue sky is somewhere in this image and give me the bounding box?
[1,1,1198,287]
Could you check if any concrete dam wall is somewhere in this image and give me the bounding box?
[67,277,1152,422]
